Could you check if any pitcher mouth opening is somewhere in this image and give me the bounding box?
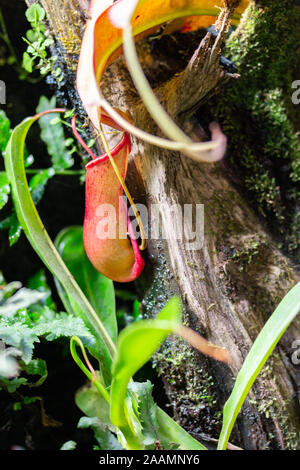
[71,114,131,166]
[86,132,131,168]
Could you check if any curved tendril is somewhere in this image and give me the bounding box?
[122,24,191,145]
[71,115,97,160]
[98,96,221,158]
[121,23,227,162]
[95,12,225,162]
[70,336,110,403]
[35,108,66,119]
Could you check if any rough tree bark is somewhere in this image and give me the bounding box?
[28,0,300,449]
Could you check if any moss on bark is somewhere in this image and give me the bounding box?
[210,0,300,259]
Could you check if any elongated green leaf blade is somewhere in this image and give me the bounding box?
[218,281,300,450]
[156,407,207,450]
[3,115,115,384]
[55,226,117,344]
[110,297,181,428]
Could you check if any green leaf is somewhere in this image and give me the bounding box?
[22,52,34,73]
[0,212,22,245]
[0,172,10,210]
[23,358,48,387]
[127,380,207,450]
[0,281,22,302]
[60,441,77,450]
[0,376,28,393]
[4,112,115,385]
[74,300,205,450]
[29,168,55,205]
[124,390,143,444]
[0,110,11,154]
[36,96,74,171]
[78,417,123,450]
[64,138,74,147]
[33,312,95,347]
[25,4,45,23]
[0,346,20,378]
[24,153,34,168]
[43,38,54,48]
[55,226,117,344]
[50,117,60,125]
[23,396,41,405]
[128,381,158,446]
[0,322,39,364]
[110,297,181,428]
[133,299,142,321]
[156,407,206,450]
[75,381,111,427]
[40,64,52,76]
[8,212,22,246]
[27,269,56,310]
[218,281,300,450]
[64,109,75,119]
[26,29,38,43]
[0,287,48,318]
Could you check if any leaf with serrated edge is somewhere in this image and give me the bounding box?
[78,416,123,450]
[36,96,74,171]
[128,381,158,446]
[0,288,47,318]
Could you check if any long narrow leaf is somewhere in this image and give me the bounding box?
[110,297,181,428]
[4,114,116,384]
[218,282,300,450]
[156,407,207,450]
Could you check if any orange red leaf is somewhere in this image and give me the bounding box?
[77,0,249,130]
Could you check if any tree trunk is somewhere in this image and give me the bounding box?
[30,0,300,449]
